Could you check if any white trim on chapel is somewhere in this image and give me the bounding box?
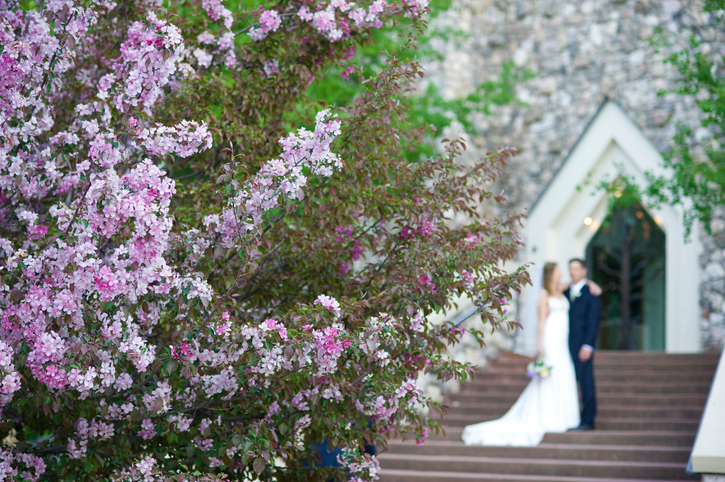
[525,100,702,354]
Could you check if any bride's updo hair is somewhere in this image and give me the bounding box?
[543,262,558,296]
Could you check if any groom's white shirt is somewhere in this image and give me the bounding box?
[570,280,593,353]
[570,279,586,299]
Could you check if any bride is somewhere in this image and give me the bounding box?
[461,262,580,447]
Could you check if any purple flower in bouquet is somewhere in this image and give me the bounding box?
[526,358,553,380]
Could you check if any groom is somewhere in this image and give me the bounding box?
[564,258,602,431]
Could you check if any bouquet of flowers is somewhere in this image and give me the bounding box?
[527,358,553,379]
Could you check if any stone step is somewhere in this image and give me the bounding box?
[429,428,697,447]
[541,431,698,447]
[384,440,692,463]
[437,414,700,431]
[487,357,718,371]
[487,364,718,374]
[581,352,720,362]
[444,403,704,420]
[496,351,720,363]
[378,468,697,482]
[475,369,715,383]
[377,453,690,480]
[449,391,709,405]
[460,380,711,395]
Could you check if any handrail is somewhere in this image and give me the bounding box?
[451,305,480,327]
[690,349,725,475]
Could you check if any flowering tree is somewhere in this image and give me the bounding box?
[0,0,527,480]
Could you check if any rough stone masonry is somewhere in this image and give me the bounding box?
[425,0,725,350]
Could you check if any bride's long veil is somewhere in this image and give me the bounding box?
[514,265,543,357]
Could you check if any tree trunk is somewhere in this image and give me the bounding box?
[617,215,632,350]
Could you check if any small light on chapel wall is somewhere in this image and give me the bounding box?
[653,215,663,226]
[584,217,593,226]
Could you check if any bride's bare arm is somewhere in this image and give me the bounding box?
[537,291,548,357]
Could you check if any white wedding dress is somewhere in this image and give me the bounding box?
[461,295,580,446]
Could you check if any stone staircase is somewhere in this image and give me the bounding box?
[378,351,720,482]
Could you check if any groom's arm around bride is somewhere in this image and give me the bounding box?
[564,258,602,431]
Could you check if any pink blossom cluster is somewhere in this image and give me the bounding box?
[461,270,474,290]
[341,65,356,79]
[403,0,430,17]
[347,0,387,29]
[416,426,429,446]
[339,260,352,276]
[136,120,213,158]
[350,241,364,261]
[400,216,436,240]
[202,0,233,27]
[399,225,415,239]
[335,225,355,241]
[355,377,421,422]
[209,109,342,248]
[0,449,46,482]
[339,448,381,482]
[110,456,159,482]
[262,318,289,340]
[289,388,316,411]
[0,0,102,161]
[104,13,188,114]
[417,216,434,237]
[249,9,282,41]
[263,58,281,76]
[67,418,114,459]
[419,273,437,293]
[296,0,387,42]
[137,418,157,440]
[0,12,209,213]
[312,324,346,374]
[198,0,236,68]
[247,0,427,44]
[314,293,342,317]
[214,312,233,337]
[359,314,397,368]
[462,232,482,251]
[409,313,425,332]
[0,341,20,406]
[334,225,365,266]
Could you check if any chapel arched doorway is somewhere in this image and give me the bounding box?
[585,202,666,351]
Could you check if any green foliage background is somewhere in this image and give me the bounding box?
[304,0,533,161]
[644,1,725,236]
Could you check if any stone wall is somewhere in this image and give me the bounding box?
[701,209,725,350]
[425,0,725,350]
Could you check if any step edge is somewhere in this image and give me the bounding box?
[385,441,693,452]
[377,468,694,482]
[377,453,686,468]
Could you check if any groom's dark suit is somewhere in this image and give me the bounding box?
[563,284,602,427]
